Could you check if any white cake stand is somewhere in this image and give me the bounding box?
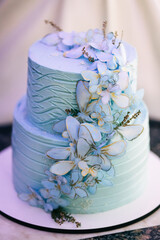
[0,147,160,233]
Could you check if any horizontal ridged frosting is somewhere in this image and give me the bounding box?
[12,96,149,214]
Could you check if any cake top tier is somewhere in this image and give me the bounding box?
[29,29,137,74]
[27,28,139,133]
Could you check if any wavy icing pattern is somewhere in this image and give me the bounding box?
[27,39,137,134]
[27,58,83,133]
[12,97,150,214]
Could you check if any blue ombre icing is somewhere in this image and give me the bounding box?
[12,28,150,219]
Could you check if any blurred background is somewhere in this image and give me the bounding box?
[0,0,160,153]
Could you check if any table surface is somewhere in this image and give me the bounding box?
[0,121,160,240]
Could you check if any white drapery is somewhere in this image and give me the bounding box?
[0,0,160,124]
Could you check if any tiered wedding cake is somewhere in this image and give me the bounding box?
[12,26,149,224]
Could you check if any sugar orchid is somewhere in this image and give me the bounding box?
[47,116,101,176]
[91,140,127,171]
[82,62,111,95]
[63,29,97,59]
[62,29,117,62]
[90,100,113,134]
[76,80,96,123]
[78,161,100,177]
[85,170,114,195]
[82,62,130,108]
[116,124,144,141]
[121,125,144,141]
[112,42,137,77]
[19,186,67,212]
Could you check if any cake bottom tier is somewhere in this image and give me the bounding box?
[12,96,150,214]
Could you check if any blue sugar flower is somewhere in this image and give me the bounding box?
[47,116,101,176]
[90,100,113,131]
[68,181,88,199]
[87,139,127,172]
[82,61,130,109]
[75,80,95,123]
[41,177,71,198]
[63,29,97,59]
[19,186,56,212]
[85,170,113,195]
[19,186,44,207]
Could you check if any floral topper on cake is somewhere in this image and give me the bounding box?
[19,21,144,227]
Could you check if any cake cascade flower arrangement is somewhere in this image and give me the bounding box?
[19,21,144,227]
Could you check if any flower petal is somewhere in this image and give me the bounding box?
[81,70,99,84]
[97,85,102,95]
[106,166,115,177]
[53,120,66,133]
[19,193,30,201]
[96,52,112,62]
[98,118,104,126]
[78,161,89,177]
[85,155,101,165]
[90,168,97,177]
[111,93,130,108]
[86,99,98,114]
[101,90,110,104]
[41,180,55,189]
[76,81,91,112]
[40,188,51,199]
[83,46,97,59]
[88,185,97,195]
[89,85,98,93]
[47,147,70,160]
[70,169,80,184]
[107,56,117,70]
[50,188,61,198]
[61,32,75,46]
[62,130,69,138]
[101,140,126,156]
[101,103,112,116]
[75,187,88,198]
[29,198,38,207]
[82,123,101,142]
[118,71,129,91]
[50,161,75,175]
[97,62,107,75]
[78,161,88,170]
[78,124,93,145]
[112,43,127,66]
[91,112,99,119]
[118,125,144,141]
[41,33,59,46]
[63,46,83,58]
[77,138,90,158]
[88,61,97,70]
[57,42,70,52]
[61,184,71,195]
[100,154,111,171]
[66,116,80,142]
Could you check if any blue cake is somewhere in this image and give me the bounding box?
[12,27,150,224]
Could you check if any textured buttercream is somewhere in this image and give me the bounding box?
[27,39,137,133]
[12,96,149,214]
